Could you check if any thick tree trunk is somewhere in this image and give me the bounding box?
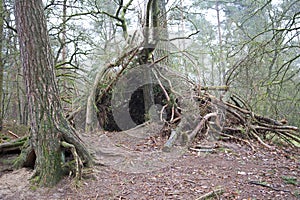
[14,0,92,186]
[0,0,4,131]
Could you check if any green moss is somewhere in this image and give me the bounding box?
[30,185,38,191]
[0,157,15,165]
[13,138,30,169]
[0,133,10,141]
[282,176,298,186]
[36,143,64,186]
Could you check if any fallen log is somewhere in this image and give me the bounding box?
[0,136,28,154]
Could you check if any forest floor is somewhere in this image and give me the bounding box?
[0,122,299,200]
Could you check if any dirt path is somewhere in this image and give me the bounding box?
[0,124,299,199]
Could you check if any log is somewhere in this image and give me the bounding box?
[188,112,217,141]
[0,136,28,154]
[162,129,178,152]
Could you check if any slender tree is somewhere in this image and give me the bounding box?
[14,0,92,186]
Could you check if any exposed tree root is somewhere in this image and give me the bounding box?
[61,141,83,179]
[1,133,90,181]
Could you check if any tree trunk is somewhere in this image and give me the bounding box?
[216,1,225,84]
[141,0,169,119]
[0,0,4,131]
[14,0,92,186]
[153,0,169,64]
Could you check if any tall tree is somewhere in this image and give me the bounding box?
[14,0,92,186]
[0,0,3,131]
[142,0,169,118]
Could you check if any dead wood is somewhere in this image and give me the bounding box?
[85,47,139,131]
[190,93,300,148]
[189,112,218,141]
[219,132,255,150]
[87,48,299,150]
[0,136,28,154]
[195,188,224,200]
[248,181,291,193]
[7,131,20,139]
[162,129,178,152]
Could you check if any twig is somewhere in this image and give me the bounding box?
[190,147,216,153]
[152,69,170,102]
[170,105,175,122]
[195,188,224,200]
[250,125,300,143]
[219,132,255,151]
[249,181,290,193]
[171,116,181,124]
[250,129,274,149]
[160,104,168,121]
[8,130,20,138]
[184,179,196,184]
[124,121,151,132]
[252,123,299,132]
[153,66,181,97]
[199,85,229,91]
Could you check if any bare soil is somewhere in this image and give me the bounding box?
[0,123,299,200]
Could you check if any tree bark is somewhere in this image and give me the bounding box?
[0,0,4,131]
[14,0,92,186]
[141,0,169,119]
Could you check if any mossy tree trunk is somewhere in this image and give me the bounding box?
[14,0,92,186]
[0,0,4,131]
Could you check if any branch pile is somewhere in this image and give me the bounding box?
[148,64,299,150]
[85,46,299,150]
[165,89,299,150]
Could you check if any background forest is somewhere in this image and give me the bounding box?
[0,0,299,130]
[0,0,299,198]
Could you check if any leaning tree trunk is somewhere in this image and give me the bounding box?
[14,0,92,186]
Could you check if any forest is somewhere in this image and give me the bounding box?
[0,0,299,199]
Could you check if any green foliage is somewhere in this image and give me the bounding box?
[29,185,38,191]
[0,133,10,142]
[294,190,300,198]
[282,176,298,186]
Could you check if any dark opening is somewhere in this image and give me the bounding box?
[23,149,36,169]
[96,84,173,131]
